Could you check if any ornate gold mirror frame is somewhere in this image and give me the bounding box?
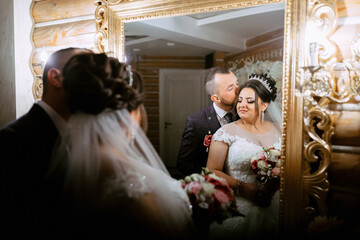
[93,0,342,236]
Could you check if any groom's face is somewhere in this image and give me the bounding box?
[214,72,239,108]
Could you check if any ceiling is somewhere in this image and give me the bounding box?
[124,2,285,59]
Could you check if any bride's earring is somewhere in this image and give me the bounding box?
[261,110,264,123]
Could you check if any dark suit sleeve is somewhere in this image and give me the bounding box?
[177,116,201,176]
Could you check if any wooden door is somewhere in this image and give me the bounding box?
[159,69,208,169]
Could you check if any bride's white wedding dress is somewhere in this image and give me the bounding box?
[208,120,281,240]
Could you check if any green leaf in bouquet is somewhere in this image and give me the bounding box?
[201,167,213,176]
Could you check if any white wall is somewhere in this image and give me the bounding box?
[0,0,33,128]
[0,0,16,127]
[14,0,34,118]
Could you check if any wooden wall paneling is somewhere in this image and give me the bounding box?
[140,56,204,61]
[212,51,227,67]
[33,20,96,48]
[143,100,159,108]
[143,84,159,92]
[145,108,159,115]
[33,0,95,23]
[144,92,159,100]
[337,0,360,18]
[331,110,360,146]
[142,77,160,84]
[137,68,159,76]
[327,151,360,230]
[329,152,360,187]
[137,61,205,69]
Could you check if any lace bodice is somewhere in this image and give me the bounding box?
[212,120,281,185]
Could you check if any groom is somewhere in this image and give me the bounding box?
[177,66,239,177]
[0,47,92,238]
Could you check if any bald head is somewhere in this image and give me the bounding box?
[42,47,92,98]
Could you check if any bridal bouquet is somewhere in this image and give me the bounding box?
[180,168,243,228]
[250,147,281,183]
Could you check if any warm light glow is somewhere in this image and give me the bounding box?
[40,51,48,64]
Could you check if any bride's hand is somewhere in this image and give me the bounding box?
[239,182,260,202]
[239,182,273,207]
[255,189,273,208]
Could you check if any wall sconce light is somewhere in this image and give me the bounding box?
[299,34,360,105]
[309,42,319,67]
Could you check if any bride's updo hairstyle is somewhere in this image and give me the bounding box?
[238,73,277,121]
[62,53,142,115]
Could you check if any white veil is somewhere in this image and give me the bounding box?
[48,109,195,238]
[264,100,282,130]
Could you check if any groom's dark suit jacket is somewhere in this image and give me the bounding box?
[0,104,64,238]
[177,104,239,177]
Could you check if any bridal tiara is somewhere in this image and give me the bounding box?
[248,75,272,93]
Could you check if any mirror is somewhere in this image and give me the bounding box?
[94,0,337,237]
[123,3,285,175]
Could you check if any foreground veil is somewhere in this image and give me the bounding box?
[264,100,282,130]
[49,109,194,238]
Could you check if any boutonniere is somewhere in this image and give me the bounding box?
[203,131,213,152]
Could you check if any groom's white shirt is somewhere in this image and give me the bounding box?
[213,102,235,126]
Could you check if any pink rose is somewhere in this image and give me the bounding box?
[213,190,229,207]
[271,167,281,177]
[259,152,266,160]
[188,181,202,194]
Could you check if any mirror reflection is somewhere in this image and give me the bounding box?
[124,2,285,179]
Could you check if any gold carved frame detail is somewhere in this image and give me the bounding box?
[94,0,342,236]
[300,0,360,226]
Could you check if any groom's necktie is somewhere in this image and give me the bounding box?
[224,112,233,124]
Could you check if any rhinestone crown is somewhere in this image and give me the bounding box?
[248,75,272,93]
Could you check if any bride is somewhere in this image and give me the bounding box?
[206,73,281,239]
[46,53,196,239]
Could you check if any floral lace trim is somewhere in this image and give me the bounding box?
[213,128,281,148]
[100,171,152,208]
[212,128,239,145]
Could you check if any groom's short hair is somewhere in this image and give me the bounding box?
[42,47,92,98]
[204,66,231,95]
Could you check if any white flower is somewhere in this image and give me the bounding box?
[184,176,192,183]
[257,160,268,171]
[250,154,259,163]
[198,202,209,209]
[202,182,216,196]
[276,160,282,168]
[190,173,205,182]
[208,173,221,181]
[269,149,281,156]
